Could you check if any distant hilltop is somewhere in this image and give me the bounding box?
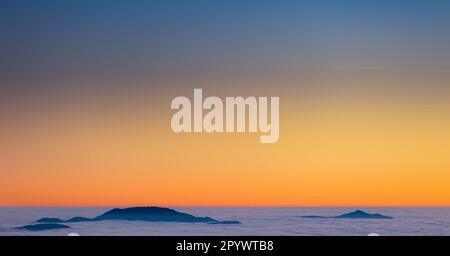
[17,206,241,231]
[95,207,216,222]
[17,223,71,231]
[302,210,393,219]
[35,207,219,223]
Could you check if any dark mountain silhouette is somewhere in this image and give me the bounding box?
[34,206,240,224]
[302,210,393,219]
[93,207,216,222]
[36,217,64,223]
[67,217,94,222]
[17,223,71,231]
[37,216,95,223]
[336,210,393,219]
[208,220,241,225]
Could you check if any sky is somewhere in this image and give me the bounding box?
[1,0,450,206]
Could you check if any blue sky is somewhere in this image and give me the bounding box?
[1,0,450,93]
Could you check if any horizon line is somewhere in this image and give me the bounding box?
[1,205,450,208]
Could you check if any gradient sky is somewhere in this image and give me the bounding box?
[1,0,450,206]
